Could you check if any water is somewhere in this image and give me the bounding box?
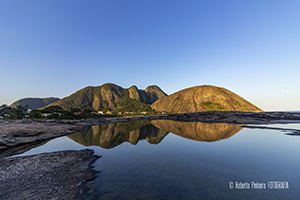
[13,120,300,199]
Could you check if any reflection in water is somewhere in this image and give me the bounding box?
[151,120,243,142]
[7,120,300,200]
[68,120,168,149]
[68,120,243,149]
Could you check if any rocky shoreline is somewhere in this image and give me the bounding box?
[1,111,300,151]
[1,111,300,199]
[0,149,100,200]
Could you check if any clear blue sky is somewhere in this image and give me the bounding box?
[1,0,299,111]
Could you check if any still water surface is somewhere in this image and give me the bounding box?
[17,120,300,199]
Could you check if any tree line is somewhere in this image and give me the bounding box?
[0,104,164,120]
[0,104,29,119]
[0,104,113,120]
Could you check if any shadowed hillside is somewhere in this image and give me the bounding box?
[151,120,243,142]
[151,85,263,114]
[10,97,60,110]
[47,83,167,111]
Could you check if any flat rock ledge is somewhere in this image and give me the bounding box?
[166,111,300,124]
[1,111,300,150]
[0,149,100,200]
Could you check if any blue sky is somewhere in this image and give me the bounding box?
[1,0,299,111]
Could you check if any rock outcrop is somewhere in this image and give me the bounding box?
[145,85,168,100]
[151,85,263,113]
[0,149,100,200]
[128,85,167,104]
[0,119,84,150]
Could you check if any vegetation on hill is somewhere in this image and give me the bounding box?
[0,104,114,120]
[37,105,116,119]
[0,104,29,119]
[151,85,263,114]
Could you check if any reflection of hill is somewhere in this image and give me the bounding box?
[68,121,168,149]
[151,120,242,142]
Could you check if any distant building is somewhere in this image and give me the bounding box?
[106,111,113,115]
[97,111,104,115]
[42,113,52,117]
[106,111,116,115]
[42,112,62,117]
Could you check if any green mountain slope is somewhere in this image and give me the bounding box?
[10,97,60,110]
[47,83,167,111]
[151,85,263,113]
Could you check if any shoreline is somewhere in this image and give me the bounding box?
[1,111,300,151]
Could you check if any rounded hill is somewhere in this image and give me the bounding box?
[151,85,263,113]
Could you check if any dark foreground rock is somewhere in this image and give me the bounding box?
[1,111,300,150]
[0,149,100,200]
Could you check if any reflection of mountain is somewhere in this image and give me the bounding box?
[68,121,168,149]
[151,120,242,142]
[68,120,243,148]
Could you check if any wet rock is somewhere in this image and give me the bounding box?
[167,111,300,124]
[0,119,84,150]
[0,149,100,200]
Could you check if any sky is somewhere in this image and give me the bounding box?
[0,0,299,111]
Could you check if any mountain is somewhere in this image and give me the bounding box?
[47,83,167,111]
[151,120,242,142]
[151,85,263,113]
[10,97,60,110]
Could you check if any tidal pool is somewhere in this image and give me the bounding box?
[16,120,300,199]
